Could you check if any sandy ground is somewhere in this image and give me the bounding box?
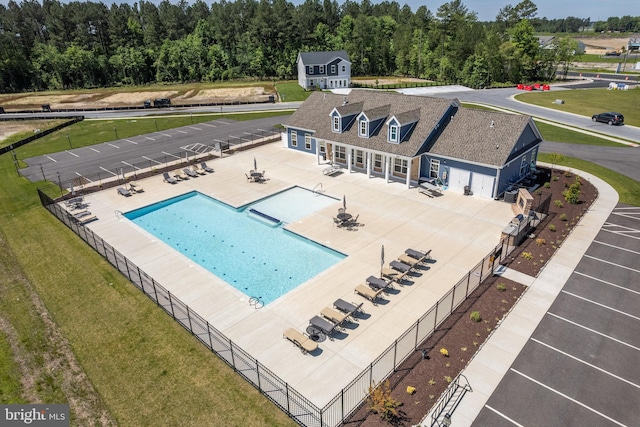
[577,37,630,53]
[0,123,43,142]
[352,77,430,85]
[96,91,178,106]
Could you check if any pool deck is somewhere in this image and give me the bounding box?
[79,143,515,407]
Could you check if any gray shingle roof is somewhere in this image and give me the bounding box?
[298,51,351,65]
[286,90,458,157]
[393,108,421,125]
[431,109,533,166]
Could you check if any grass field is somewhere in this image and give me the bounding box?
[274,81,312,102]
[515,87,640,127]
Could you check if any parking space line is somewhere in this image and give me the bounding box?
[188,126,202,131]
[603,228,640,240]
[593,240,640,256]
[574,271,640,296]
[200,123,216,128]
[484,405,525,427]
[125,139,138,145]
[563,291,640,321]
[583,255,640,274]
[157,132,172,137]
[145,136,155,141]
[511,368,627,427]
[107,143,119,149]
[161,151,181,160]
[532,338,640,389]
[90,148,100,153]
[176,130,188,134]
[66,151,79,158]
[99,167,117,176]
[74,172,93,183]
[547,312,640,352]
[142,156,161,165]
[121,161,140,170]
[610,212,640,221]
[45,155,57,162]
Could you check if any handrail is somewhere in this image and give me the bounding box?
[114,210,123,218]
[249,296,264,309]
[312,183,324,194]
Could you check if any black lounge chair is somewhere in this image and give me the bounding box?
[405,248,432,262]
[201,162,214,173]
[333,299,363,317]
[163,172,178,184]
[390,260,411,274]
[117,187,132,197]
[366,275,392,291]
[309,315,339,338]
[183,167,198,178]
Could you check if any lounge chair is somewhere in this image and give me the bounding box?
[201,162,214,173]
[117,187,132,197]
[405,248,432,262]
[245,173,253,183]
[174,170,188,180]
[73,210,92,219]
[78,215,98,224]
[333,299,363,317]
[309,315,339,338]
[192,164,206,175]
[354,284,384,303]
[320,307,349,326]
[283,328,318,354]
[398,254,420,267]
[381,267,402,281]
[366,275,392,291]
[129,182,144,193]
[183,167,198,178]
[163,172,178,184]
[390,260,411,273]
[65,196,84,207]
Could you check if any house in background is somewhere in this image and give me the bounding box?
[283,91,543,199]
[296,51,351,90]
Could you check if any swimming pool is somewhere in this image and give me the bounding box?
[124,189,345,305]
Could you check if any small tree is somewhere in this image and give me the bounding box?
[367,380,401,420]
[548,153,565,172]
[563,178,581,204]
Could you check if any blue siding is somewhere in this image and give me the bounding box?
[288,128,315,153]
[399,122,416,141]
[369,117,386,136]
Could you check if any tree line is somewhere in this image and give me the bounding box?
[1,0,638,93]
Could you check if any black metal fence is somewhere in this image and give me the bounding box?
[38,186,513,427]
[0,116,83,156]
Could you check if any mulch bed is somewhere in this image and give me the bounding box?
[343,167,597,426]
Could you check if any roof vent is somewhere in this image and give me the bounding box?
[342,96,348,106]
[490,120,495,128]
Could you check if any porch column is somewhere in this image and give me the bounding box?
[366,152,371,178]
[348,148,352,173]
[315,140,321,165]
[405,159,411,189]
[384,155,390,183]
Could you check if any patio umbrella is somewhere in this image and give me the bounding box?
[254,157,257,172]
[343,195,347,211]
[380,245,385,277]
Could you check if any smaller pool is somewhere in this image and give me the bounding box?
[125,189,345,304]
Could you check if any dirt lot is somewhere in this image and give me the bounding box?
[577,37,630,54]
[351,77,431,85]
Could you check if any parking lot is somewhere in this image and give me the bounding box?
[19,116,284,186]
[473,204,640,427]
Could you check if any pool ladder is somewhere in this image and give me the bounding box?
[312,183,325,194]
[114,210,123,219]
[249,296,264,309]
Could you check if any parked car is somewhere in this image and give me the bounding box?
[42,104,51,112]
[604,51,621,56]
[591,112,624,125]
[153,98,171,107]
[0,106,5,114]
[143,100,151,108]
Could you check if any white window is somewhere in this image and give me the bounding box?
[394,158,408,174]
[291,132,297,147]
[336,146,346,161]
[319,65,325,74]
[531,148,537,164]
[374,154,382,169]
[430,159,440,178]
[355,150,363,164]
[520,155,527,175]
[319,141,326,154]
[305,133,311,150]
[332,116,340,132]
[331,64,336,73]
[359,120,368,137]
[389,125,398,142]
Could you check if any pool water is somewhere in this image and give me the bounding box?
[124,190,345,304]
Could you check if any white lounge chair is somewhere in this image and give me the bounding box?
[283,328,318,354]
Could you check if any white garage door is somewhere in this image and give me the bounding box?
[470,172,495,199]
[447,168,470,193]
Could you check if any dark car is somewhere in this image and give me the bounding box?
[0,106,5,114]
[153,98,171,107]
[143,100,151,108]
[42,104,51,112]
[591,112,624,125]
[604,51,621,56]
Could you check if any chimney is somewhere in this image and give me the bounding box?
[490,120,495,128]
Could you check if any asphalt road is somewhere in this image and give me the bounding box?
[20,116,285,186]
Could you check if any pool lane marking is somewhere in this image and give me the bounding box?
[66,150,79,158]
[176,130,188,134]
[142,156,162,165]
[99,167,117,176]
[593,240,640,256]
[546,311,640,352]
[200,123,216,128]
[483,405,525,427]
[75,172,93,183]
[145,136,155,141]
[562,290,640,321]
[90,147,100,153]
[187,126,202,131]
[531,338,640,390]
[45,155,57,162]
[510,368,627,427]
[161,151,181,159]
[121,161,140,170]
[583,255,640,274]
[107,143,119,149]
[574,271,640,296]
[125,139,138,145]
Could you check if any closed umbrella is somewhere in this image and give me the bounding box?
[343,195,347,211]
[380,245,385,277]
[254,157,257,172]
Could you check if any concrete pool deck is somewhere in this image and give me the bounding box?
[78,143,515,407]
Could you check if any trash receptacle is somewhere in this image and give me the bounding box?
[464,185,472,196]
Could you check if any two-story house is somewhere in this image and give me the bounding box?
[296,51,351,90]
[283,91,543,199]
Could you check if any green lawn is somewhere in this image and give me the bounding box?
[0,139,298,425]
[274,81,312,102]
[515,87,640,127]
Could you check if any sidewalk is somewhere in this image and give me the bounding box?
[424,163,619,426]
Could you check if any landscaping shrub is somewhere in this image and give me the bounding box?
[367,380,401,420]
[554,200,564,208]
[470,311,482,322]
[496,283,507,292]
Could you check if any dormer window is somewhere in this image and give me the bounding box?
[389,125,398,143]
[319,65,325,74]
[359,120,368,137]
[309,66,314,75]
[332,116,340,132]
